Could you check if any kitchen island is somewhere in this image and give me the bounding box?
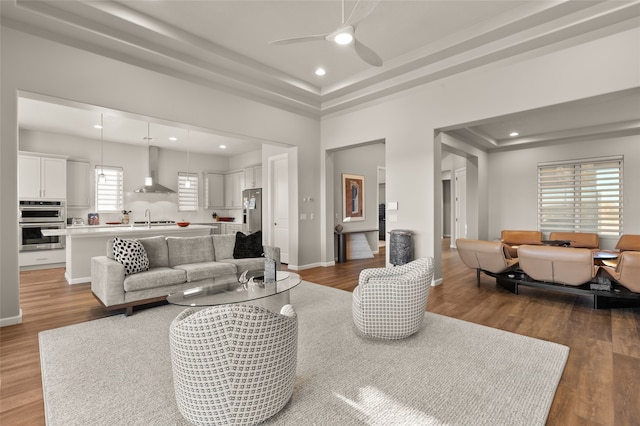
[42,224,214,284]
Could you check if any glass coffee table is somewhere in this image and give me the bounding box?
[167,270,301,312]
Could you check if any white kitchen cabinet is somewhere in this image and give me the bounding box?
[204,172,225,209]
[67,161,91,207]
[224,171,244,208]
[19,249,66,268]
[243,166,262,190]
[223,223,246,235]
[19,154,67,200]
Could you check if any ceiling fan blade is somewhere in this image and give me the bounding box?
[269,34,329,45]
[354,39,383,67]
[345,0,382,27]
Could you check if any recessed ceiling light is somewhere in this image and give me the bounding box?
[219,145,227,149]
[93,124,103,129]
[169,137,177,141]
[509,131,519,137]
[315,68,326,76]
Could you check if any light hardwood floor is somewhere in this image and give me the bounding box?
[1,240,639,425]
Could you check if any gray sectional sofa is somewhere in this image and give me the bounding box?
[91,234,279,315]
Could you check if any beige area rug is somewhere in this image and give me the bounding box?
[39,281,568,425]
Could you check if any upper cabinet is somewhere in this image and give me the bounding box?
[243,166,262,190]
[67,161,91,208]
[19,153,67,200]
[204,172,225,209]
[224,171,244,208]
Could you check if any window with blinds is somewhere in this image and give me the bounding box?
[178,172,198,212]
[538,156,623,236]
[95,166,123,212]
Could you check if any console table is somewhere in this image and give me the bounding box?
[335,229,378,263]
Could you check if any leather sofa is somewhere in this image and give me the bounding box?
[91,234,279,315]
[549,231,599,249]
[517,244,598,286]
[601,251,640,293]
[456,239,519,286]
[501,230,542,257]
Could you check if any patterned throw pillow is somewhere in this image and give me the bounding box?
[113,236,150,276]
[233,231,264,259]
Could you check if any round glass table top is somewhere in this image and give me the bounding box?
[166,270,301,307]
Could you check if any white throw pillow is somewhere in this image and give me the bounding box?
[113,236,150,276]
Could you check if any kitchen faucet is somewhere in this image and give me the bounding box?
[144,209,151,228]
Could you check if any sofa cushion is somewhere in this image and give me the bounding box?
[167,236,214,267]
[219,258,267,274]
[138,235,169,268]
[233,231,264,259]
[212,234,236,260]
[123,267,187,292]
[113,237,149,276]
[173,262,237,282]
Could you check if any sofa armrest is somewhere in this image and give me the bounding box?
[263,245,281,266]
[91,256,126,307]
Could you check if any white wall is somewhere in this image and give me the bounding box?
[1,27,320,325]
[487,135,640,249]
[321,28,640,283]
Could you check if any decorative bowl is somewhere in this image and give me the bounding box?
[177,221,190,227]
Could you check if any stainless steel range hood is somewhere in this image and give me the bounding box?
[134,146,176,193]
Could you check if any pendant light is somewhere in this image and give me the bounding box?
[185,129,191,188]
[98,114,106,184]
[144,122,153,186]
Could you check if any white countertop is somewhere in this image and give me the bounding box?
[42,224,214,237]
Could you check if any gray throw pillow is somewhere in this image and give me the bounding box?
[113,236,150,276]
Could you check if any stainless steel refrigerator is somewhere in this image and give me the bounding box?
[242,188,262,233]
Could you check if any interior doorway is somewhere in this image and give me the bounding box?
[378,166,386,244]
[454,167,467,241]
[269,153,289,264]
[442,179,451,238]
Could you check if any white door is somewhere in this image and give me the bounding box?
[270,155,289,264]
[454,168,467,241]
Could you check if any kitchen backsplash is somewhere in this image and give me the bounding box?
[67,197,242,225]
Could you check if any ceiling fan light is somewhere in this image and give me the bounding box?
[334,32,353,45]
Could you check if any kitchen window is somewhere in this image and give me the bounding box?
[538,156,623,236]
[178,172,198,212]
[95,166,124,212]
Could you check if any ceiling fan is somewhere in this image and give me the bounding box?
[269,0,383,67]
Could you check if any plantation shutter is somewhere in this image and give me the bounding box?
[95,166,124,212]
[538,156,623,236]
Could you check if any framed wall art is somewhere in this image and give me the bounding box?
[342,173,365,222]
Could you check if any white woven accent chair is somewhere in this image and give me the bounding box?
[352,257,434,339]
[169,304,298,426]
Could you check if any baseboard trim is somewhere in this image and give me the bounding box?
[0,309,23,327]
[288,261,332,271]
[65,272,89,285]
[432,278,443,286]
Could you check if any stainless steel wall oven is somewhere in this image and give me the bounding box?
[19,200,66,251]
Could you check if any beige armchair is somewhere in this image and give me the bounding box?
[501,230,543,257]
[518,245,597,286]
[456,239,519,286]
[352,257,434,339]
[601,234,640,268]
[170,304,298,425]
[600,251,640,293]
